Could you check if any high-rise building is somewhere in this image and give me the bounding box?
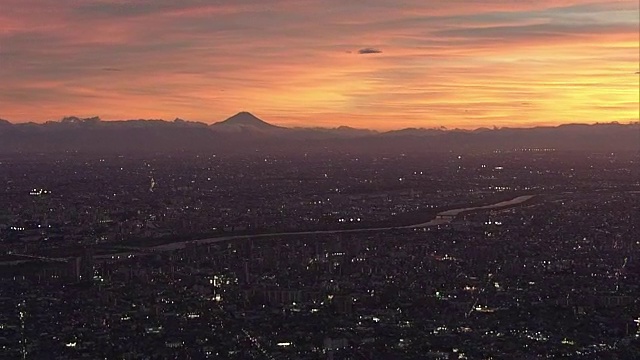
[70,247,95,282]
[243,261,250,285]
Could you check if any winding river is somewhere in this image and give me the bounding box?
[95,194,535,258]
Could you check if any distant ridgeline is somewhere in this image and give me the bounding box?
[0,113,637,153]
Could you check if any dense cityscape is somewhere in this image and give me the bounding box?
[0,149,638,359]
[2,0,638,358]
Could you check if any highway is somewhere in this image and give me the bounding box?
[96,194,536,259]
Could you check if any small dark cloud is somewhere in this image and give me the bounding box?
[358,48,382,54]
[102,67,122,72]
[635,71,639,74]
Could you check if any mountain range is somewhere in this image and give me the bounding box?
[0,112,637,154]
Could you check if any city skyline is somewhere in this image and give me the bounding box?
[1,149,638,358]
[1,0,639,130]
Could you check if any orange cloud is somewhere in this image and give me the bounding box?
[0,0,637,129]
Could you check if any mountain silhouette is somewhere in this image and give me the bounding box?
[211,112,284,133]
[0,114,637,154]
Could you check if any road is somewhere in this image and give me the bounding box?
[96,194,536,259]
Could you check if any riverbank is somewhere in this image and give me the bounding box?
[95,194,537,259]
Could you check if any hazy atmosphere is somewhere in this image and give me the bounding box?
[1,0,638,129]
[1,2,640,358]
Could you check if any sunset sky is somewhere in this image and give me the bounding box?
[1,0,638,130]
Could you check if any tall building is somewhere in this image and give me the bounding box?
[332,295,353,315]
[72,247,95,282]
[18,300,27,360]
[243,261,250,285]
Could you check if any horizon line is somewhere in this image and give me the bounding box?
[1,113,638,132]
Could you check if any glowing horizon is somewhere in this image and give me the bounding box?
[1,0,638,130]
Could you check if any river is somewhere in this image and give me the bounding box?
[409,195,535,227]
[96,194,536,258]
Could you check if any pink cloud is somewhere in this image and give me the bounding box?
[0,0,637,129]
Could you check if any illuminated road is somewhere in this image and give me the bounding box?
[10,253,68,263]
[96,195,536,259]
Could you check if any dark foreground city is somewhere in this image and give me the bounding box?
[0,150,638,359]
